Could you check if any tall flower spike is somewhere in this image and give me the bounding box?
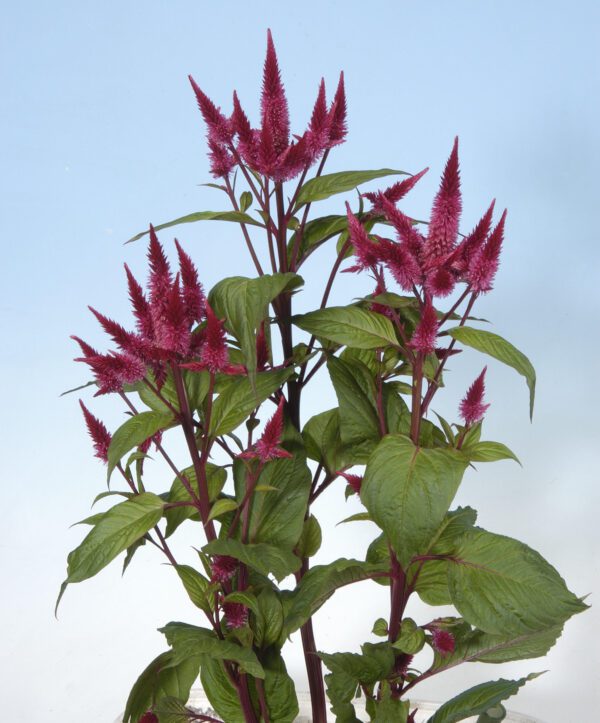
[87,306,150,360]
[449,200,496,275]
[154,274,190,356]
[327,71,347,147]
[124,263,154,339]
[188,75,233,146]
[147,226,172,310]
[306,78,331,160]
[174,239,205,324]
[240,396,292,462]
[182,302,244,375]
[467,210,507,293]
[71,335,99,359]
[344,203,382,272]
[232,91,259,167]
[363,167,429,210]
[424,137,462,264]
[79,400,112,463]
[261,30,290,156]
[459,366,490,425]
[409,301,439,355]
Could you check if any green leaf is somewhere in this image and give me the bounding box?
[462,441,521,465]
[295,305,398,349]
[223,590,259,616]
[173,565,212,615]
[361,435,468,567]
[337,512,372,525]
[295,169,407,205]
[448,528,588,635]
[327,356,380,462]
[203,539,300,582]
[297,515,322,558]
[58,493,164,611]
[392,618,425,654]
[122,536,146,575]
[302,408,349,473]
[107,411,174,478]
[127,210,263,243]
[319,642,395,685]
[446,326,536,419]
[209,367,294,436]
[160,622,265,678]
[252,587,284,648]
[239,191,252,212]
[122,651,200,723]
[324,670,360,722]
[209,273,303,382]
[208,497,238,521]
[371,690,409,723]
[164,463,226,537]
[372,618,388,637]
[427,673,542,723]
[282,559,386,636]
[200,656,244,722]
[287,214,348,260]
[154,696,190,723]
[261,649,300,723]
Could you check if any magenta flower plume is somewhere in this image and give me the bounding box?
[369,276,395,320]
[147,225,173,321]
[211,555,238,584]
[240,397,292,462]
[467,210,507,293]
[231,91,259,167]
[222,601,248,629]
[344,203,381,272]
[379,197,424,257]
[71,335,99,359]
[459,366,490,426]
[79,400,111,463]
[174,239,205,324]
[425,266,456,298]
[77,350,146,396]
[424,137,462,264]
[307,78,330,158]
[338,471,363,494]
[431,628,455,656]
[363,167,429,210]
[261,30,290,156]
[87,306,150,361]
[188,75,232,146]
[181,303,244,375]
[380,238,422,291]
[327,71,347,147]
[124,264,154,339]
[154,275,191,356]
[449,200,496,275]
[409,301,439,355]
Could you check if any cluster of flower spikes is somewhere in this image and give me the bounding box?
[189,29,347,181]
[345,138,507,356]
[72,227,243,397]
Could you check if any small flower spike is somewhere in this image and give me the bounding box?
[79,400,111,463]
[211,555,239,584]
[431,627,455,656]
[467,210,507,293]
[338,471,363,494]
[459,366,490,425]
[222,601,249,629]
[409,301,439,355]
[239,397,292,462]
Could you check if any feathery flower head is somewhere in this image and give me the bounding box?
[378,236,422,292]
[449,200,496,275]
[239,397,292,462]
[327,71,347,147]
[153,274,191,356]
[211,555,239,584]
[431,627,455,656]
[459,366,490,426]
[124,263,154,340]
[261,29,290,156]
[77,350,147,396]
[147,226,173,324]
[222,601,249,629]
[181,303,244,375]
[188,75,233,146]
[363,167,429,211]
[174,239,206,325]
[467,210,506,293]
[344,203,382,272]
[79,400,112,463]
[409,301,439,355]
[424,137,462,264]
[424,266,456,298]
[139,430,163,455]
[338,471,363,494]
[87,306,150,361]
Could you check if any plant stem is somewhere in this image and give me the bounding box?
[224,176,264,276]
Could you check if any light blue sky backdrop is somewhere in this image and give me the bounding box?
[2,1,599,721]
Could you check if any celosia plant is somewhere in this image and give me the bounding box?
[59,31,587,723]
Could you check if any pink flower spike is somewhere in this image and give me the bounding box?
[222,601,248,629]
[327,71,347,147]
[424,137,462,263]
[71,335,99,359]
[253,397,292,462]
[79,400,111,463]
[188,75,232,146]
[81,351,146,396]
[409,301,439,355]
[195,302,230,373]
[380,238,422,292]
[468,210,507,293]
[211,555,238,583]
[364,167,429,210]
[174,239,206,324]
[431,628,455,656]
[338,471,363,494]
[344,202,382,271]
[207,139,235,178]
[124,264,154,340]
[147,226,173,318]
[87,306,150,360]
[424,266,456,298]
[154,275,190,357]
[449,200,496,275]
[379,197,424,257]
[261,29,290,156]
[232,91,259,167]
[459,366,490,426]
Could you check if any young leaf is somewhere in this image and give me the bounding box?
[200,656,244,722]
[127,210,263,243]
[107,411,174,478]
[261,649,300,723]
[173,565,212,615]
[164,463,226,537]
[462,440,521,464]
[295,305,398,349]
[427,673,542,723]
[361,435,468,567]
[208,497,238,521]
[448,528,588,635]
[302,408,348,473]
[287,213,348,260]
[446,326,536,419]
[295,169,407,205]
[296,514,322,558]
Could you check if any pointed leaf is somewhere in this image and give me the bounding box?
[203,538,300,582]
[295,306,398,349]
[296,169,407,205]
[127,210,263,243]
[107,411,174,478]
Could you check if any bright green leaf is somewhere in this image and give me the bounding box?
[295,305,399,349]
[295,169,407,206]
[127,210,263,243]
[203,538,301,582]
[107,411,174,478]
